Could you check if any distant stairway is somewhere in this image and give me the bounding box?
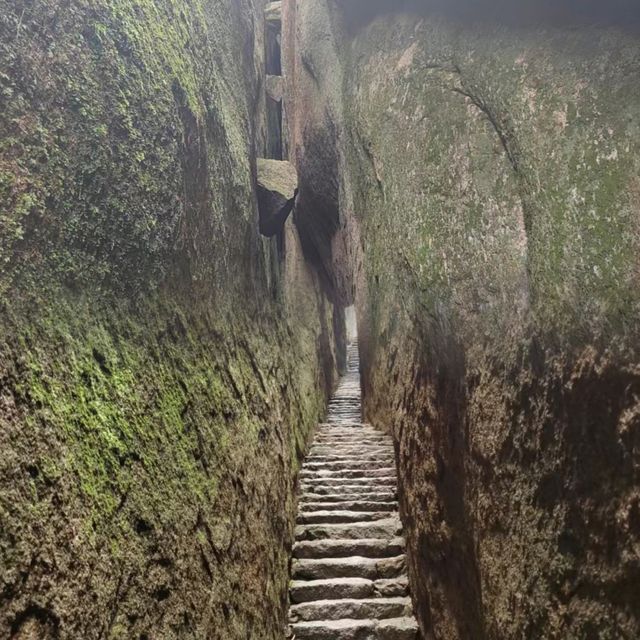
[288,343,419,639]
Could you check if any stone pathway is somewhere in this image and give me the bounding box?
[288,344,419,639]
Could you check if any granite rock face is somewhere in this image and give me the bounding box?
[257,158,298,237]
[0,1,340,638]
[290,1,640,638]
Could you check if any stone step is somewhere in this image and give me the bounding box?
[300,481,397,492]
[299,468,397,480]
[293,537,405,559]
[311,442,391,448]
[307,453,392,461]
[300,477,397,488]
[313,433,390,439]
[296,518,402,541]
[309,443,391,449]
[297,510,394,525]
[299,501,397,513]
[314,438,387,443]
[310,442,390,448]
[289,577,409,604]
[290,617,419,640]
[292,555,406,580]
[314,428,387,434]
[289,597,413,623]
[303,460,395,471]
[305,452,393,459]
[303,460,396,471]
[300,490,397,502]
[307,450,393,459]
[307,451,392,459]
[316,423,378,430]
[299,490,396,501]
[314,427,385,433]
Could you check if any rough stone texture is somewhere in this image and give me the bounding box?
[266,74,284,102]
[257,158,298,236]
[290,1,640,639]
[281,0,358,305]
[0,1,340,638]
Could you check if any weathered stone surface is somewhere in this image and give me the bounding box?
[302,459,395,470]
[374,578,410,598]
[296,516,401,543]
[0,1,340,638]
[297,510,396,525]
[282,0,358,305]
[290,576,410,604]
[291,578,374,603]
[257,158,299,236]
[299,501,397,513]
[265,1,282,24]
[258,158,298,198]
[266,74,284,101]
[291,1,640,638]
[289,597,413,622]
[301,477,398,488]
[300,490,397,501]
[293,538,405,559]
[292,555,406,580]
[291,617,418,640]
[299,468,397,480]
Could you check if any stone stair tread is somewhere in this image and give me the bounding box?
[292,555,406,580]
[307,454,393,460]
[301,467,393,474]
[300,497,396,505]
[299,501,397,512]
[300,490,397,498]
[290,616,419,639]
[299,469,398,484]
[304,459,394,468]
[301,476,397,485]
[289,577,410,603]
[297,510,395,524]
[296,517,402,541]
[289,596,413,622]
[293,537,405,559]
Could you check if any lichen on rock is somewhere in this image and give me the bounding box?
[0,0,341,638]
[291,1,640,638]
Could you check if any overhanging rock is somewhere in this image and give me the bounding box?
[257,158,298,237]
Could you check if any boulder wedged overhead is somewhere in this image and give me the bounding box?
[257,158,298,237]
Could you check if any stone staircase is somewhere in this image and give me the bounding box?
[288,343,419,639]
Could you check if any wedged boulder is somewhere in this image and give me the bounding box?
[256,158,298,237]
[266,74,284,101]
[264,1,281,24]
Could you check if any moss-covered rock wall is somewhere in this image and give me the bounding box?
[290,1,640,638]
[0,1,339,637]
